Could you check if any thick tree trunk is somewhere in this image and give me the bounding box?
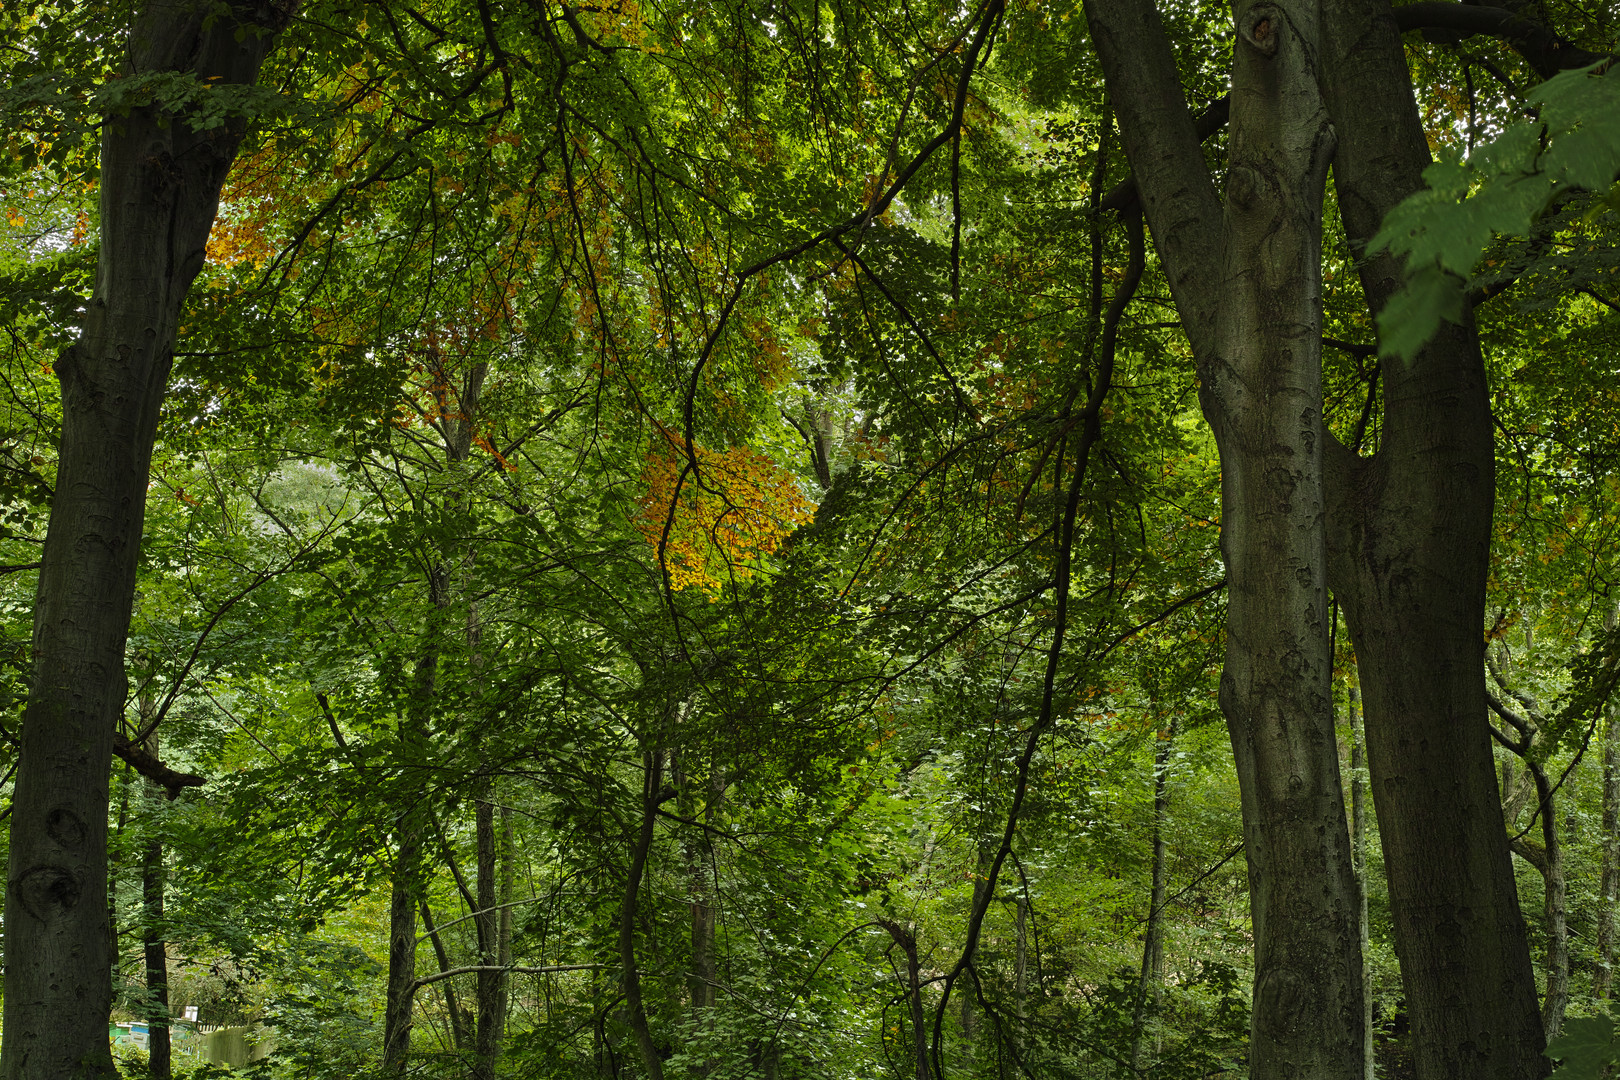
[1082,0,1365,1073]
[0,7,279,1079]
[1318,2,1546,1074]
[1205,2,1364,1074]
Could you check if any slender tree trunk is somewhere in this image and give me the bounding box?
[420,901,470,1051]
[0,7,280,1078]
[1537,766,1569,1041]
[474,781,506,1080]
[498,804,514,1028]
[142,833,171,1079]
[879,920,932,1080]
[142,732,171,1080]
[383,637,440,1071]
[110,761,134,1000]
[622,747,666,1080]
[382,836,423,1070]
[1131,724,1173,1074]
[1014,897,1027,1024]
[959,843,993,1058]
[1509,763,1569,1040]
[1348,682,1372,1080]
[1598,610,1620,999]
[1318,1,1546,1075]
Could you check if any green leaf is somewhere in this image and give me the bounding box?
[1375,264,1466,362]
[1546,1015,1620,1080]
[1371,61,1620,363]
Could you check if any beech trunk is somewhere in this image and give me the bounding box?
[1319,0,1546,1073]
[1082,0,1366,1071]
[0,6,279,1078]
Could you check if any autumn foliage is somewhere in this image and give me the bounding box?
[637,428,815,594]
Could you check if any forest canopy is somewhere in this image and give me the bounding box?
[2,0,1620,1079]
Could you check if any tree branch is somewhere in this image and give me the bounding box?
[111,733,205,798]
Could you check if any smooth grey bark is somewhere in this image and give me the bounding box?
[1,5,281,1079]
[1080,0,1365,1073]
[1317,0,1546,1074]
[1084,0,1546,1069]
[1209,7,1363,1073]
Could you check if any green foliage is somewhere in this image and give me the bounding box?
[1373,62,1620,361]
[1547,1014,1620,1080]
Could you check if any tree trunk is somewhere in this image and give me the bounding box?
[382,637,440,1071]
[110,761,134,1002]
[958,841,995,1067]
[1598,610,1620,999]
[622,747,666,1080]
[1506,762,1569,1040]
[1317,1,1547,1075]
[1080,0,1364,1070]
[474,782,507,1080]
[142,733,171,1080]
[1,6,279,1078]
[382,835,422,1070]
[498,804,514,1028]
[880,920,933,1080]
[1206,1,1365,1072]
[1131,724,1173,1073]
[420,901,470,1051]
[1533,765,1569,1040]
[1014,897,1027,1024]
[1348,682,1372,1080]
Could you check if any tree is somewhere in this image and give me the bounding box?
[1072,0,1610,1072]
[1,3,284,1076]
[12,0,1620,1075]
